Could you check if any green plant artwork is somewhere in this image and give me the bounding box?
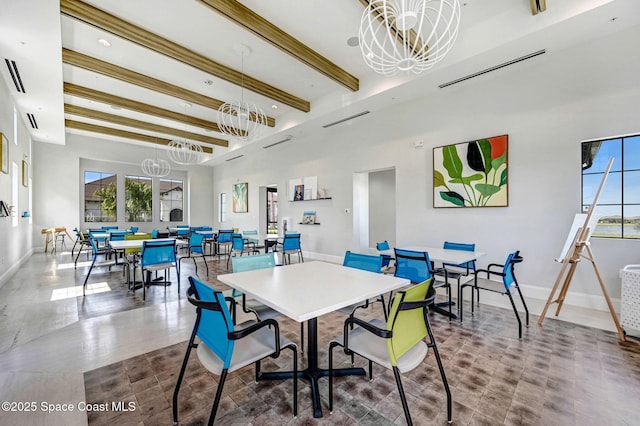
[233,182,248,213]
[433,135,508,207]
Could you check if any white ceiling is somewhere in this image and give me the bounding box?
[1,0,638,166]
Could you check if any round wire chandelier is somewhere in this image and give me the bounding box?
[217,44,267,141]
[217,100,267,141]
[167,139,203,165]
[359,0,461,76]
[141,157,171,177]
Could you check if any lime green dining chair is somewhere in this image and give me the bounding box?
[328,278,452,425]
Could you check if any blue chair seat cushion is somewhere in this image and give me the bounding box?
[332,319,428,373]
[196,321,295,375]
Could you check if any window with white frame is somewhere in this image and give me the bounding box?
[219,193,227,222]
[582,134,640,239]
[125,175,152,222]
[159,178,183,222]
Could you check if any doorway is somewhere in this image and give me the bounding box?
[352,168,396,253]
[267,186,278,233]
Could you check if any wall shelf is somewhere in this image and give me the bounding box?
[298,222,320,225]
[289,197,332,202]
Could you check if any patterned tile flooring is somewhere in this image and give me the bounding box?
[83,257,640,425]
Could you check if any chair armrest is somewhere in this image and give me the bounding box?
[228,318,279,340]
[344,317,392,339]
[476,266,506,280]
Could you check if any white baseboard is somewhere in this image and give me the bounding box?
[0,248,35,290]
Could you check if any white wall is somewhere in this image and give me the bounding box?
[369,169,396,249]
[0,76,33,288]
[212,25,640,310]
[33,133,215,239]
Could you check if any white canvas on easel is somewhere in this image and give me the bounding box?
[556,213,600,262]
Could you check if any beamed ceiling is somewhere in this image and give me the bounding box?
[1,0,639,165]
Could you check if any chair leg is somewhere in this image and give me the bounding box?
[328,341,340,413]
[392,366,413,426]
[516,285,530,328]
[425,314,452,424]
[208,369,228,425]
[507,292,523,339]
[82,260,96,296]
[172,323,199,424]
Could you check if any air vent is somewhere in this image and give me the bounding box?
[263,135,293,149]
[4,59,26,93]
[225,154,244,162]
[322,110,370,128]
[438,50,546,89]
[27,113,38,129]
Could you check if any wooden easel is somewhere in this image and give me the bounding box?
[538,157,625,341]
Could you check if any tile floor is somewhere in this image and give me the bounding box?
[0,249,639,425]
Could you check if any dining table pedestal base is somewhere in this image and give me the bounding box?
[256,317,365,418]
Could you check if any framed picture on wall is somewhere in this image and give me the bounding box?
[0,132,8,174]
[433,134,508,208]
[232,182,248,213]
[22,160,28,187]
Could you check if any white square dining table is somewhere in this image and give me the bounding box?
[218,260,410,418]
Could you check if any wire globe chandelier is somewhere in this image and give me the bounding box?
[359,0,461,76]
[167,139,203,165]
[141,156,171,178]
[217,44,267,141]
[167,101,203,165]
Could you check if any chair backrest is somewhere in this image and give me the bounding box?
[101,226,118,230]
[502,251,521,292]
[218,229,233,243]
[231,233,244,251]
[394,249,433,283]
[151,229,159,239]
[129,226,139,233]
[443,241,476,270]
[88,237,100,255]
[109,233,126,241]
[124,233,152,254]
[176,225,190,236]
[141,240,177,267]
[243,230,258,236]
[231,252,277,272]
[343,251,383,273]
[231,253,276,297]
[376,241,390,251]
[189,233,205,253]
[188,276,235,369]
[282,233,301,251]
[385,279,433,366]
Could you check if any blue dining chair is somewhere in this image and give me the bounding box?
[140,239,178,300]
[394,248,452,319]
[341,251,388,319]
[216,229,234,258]
[376,240,394,270]
[226,233,259,270]
[172,276,298,425]
[437,241,477,316]
[461,251,529,338]
[178,233,209,276]
[230,253,281,322]
[275,233,303,264]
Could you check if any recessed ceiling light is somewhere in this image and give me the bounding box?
[204,79,213,85]
[610,17,618,22]
[271,104,278,109]
[110,105,121,110]
[97,38,111,47]
[347,36,359,47]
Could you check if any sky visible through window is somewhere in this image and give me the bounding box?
[582,135,640,238]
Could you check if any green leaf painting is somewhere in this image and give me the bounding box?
[233,182,248,213]
[433,135,508,207]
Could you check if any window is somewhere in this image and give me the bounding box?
[582,134,640,239]
[84,171,117,222]
[125,175,152,222]
[219,193,227,222]
[159,178,183,222]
